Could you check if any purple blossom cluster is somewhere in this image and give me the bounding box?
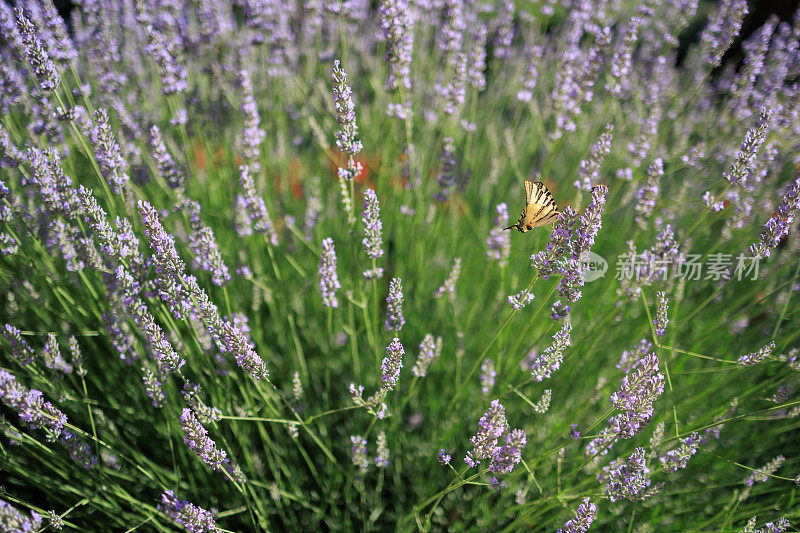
[434,257,461,299]
[181,195,230,286]
[158,490,218,533]
[587,344,664,456]
[597,447,662,502]
[738,341,775,366]
[659,432,700,472]
[486,203,511,266]
[361,189,384,279]
[556,497,597,533]
[318,237,341,308]
[529,322,572,382]
[750,176,800,259]
[479,359,496,396]
[379,0,413,92]
[574,124,614,191]
[654,291,669,337]
[331,60,363,182]
[465,400,526,475]
[0,499,42,532]
[180,408,245,483]
[411,334,443,378]
[385,278,405,332]
[744,455,785,486]
[532,185,609,313]
[507,289,535,311]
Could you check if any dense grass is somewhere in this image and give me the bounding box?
[1,1,799,531]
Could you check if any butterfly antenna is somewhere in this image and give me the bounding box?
[502,225,515,230]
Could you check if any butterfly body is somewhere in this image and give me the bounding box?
[503,180,560,233]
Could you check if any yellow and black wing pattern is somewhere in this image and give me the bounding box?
[504,180,560,233]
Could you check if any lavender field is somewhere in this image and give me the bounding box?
[1,0,800,531]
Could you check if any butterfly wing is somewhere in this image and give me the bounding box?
[518,181,559,231]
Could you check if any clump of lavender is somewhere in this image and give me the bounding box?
[738,341,775,366]
[702,191,725,212]
[654,291,669,337]
[0,499,42,532]
[723,109,773,186]
[318,237,341,308]
[556,498,597,533]
[634,158,662,229]
[238,69,266,172]
[586,347,664,456]
[181,196,230,286]
[292,371,303,401]
[438,449,451,465]
[698,0,749,67]
[434,257,461,299]
[378,0,413,92]
[375,430,390,468]
[530,322,572,382]
[598,448,662,502]
[3,324,35,366]
[606,17,641,97]
[533,185,609,309]
[464,400,526,475]
[14,7,59,92]
[150,125,183,189]
[351,338,405,417]
[750,176,800,259]
[486,203,511,267]
[533,389,551,414]
[574,124,614,191]
[480,359,496,396]
[411,334,443,378]
[331,60,363,182]
[143,24,188,95]
[385,278,405,332]
[508,289,535,310]
[745,455,785,486]
[659,432,700,472]
[158,490,218,533]
[238,166,277,245]
[0,368,67,438]
[180,408,244,483]
[435,137,457,202]
[351,435,369,473]
[617,339,653,373]
[517,46,543,103]
[90,108,130,193]
[361,189,384,279]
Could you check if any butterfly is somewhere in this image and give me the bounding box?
[503,180,560,233]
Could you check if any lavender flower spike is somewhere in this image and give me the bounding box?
[331,60,363,179]
[738,341,775,366]
[750,176,800,259]
[574,124,614,191]
[434,257,461,299]
[150,125,184,189]
[361,188,384,263]
[14,7,59,92]
[158,490,219,533]
[379,0,414,92]
[0,499,43,532]
[385,278,405,332]
[654,291,669,337]
[319,237,341,308]
[238,165,277,245]
[556,498,598,533]
[411,334,443,378]
[180,408,245,482]
[238,69,265,172]
[724,109,773,186]
[530,322,572,382]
